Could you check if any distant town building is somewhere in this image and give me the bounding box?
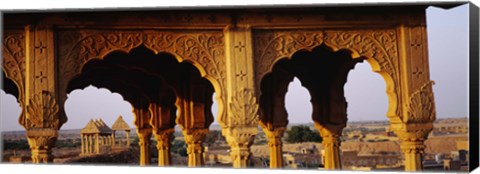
[340,150,401,169]
[432,123,468,135]
[301,145,318,155]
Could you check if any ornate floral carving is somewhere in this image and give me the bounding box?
[222,127,257,149]
[406,81,435,123]
[253,30,324,82]
[2,32,26,84]
[264,128,285,147]
[27,136,56,149]
[229,88,259,127]
[59,30,225,86]
[153,128,174,150]
[26,128,58,163]
[26,91,60,129]
[2,32,26,126]
[183,129,209,144]
[400,139,426,154]
[325,30,399,84]
[183,129,209,154]
[221,127,257,167]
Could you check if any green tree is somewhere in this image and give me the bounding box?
[286,125,322,143]
[171,140,188,157]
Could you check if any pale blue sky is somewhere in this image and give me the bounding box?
[0,4,470,131]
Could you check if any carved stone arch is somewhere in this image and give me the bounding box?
[323,30,401,123]
[253,29,402,124]
[67,68,152,131]
[57,29,227,129]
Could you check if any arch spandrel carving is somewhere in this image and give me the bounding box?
[57,29,228,126]
[253,28,403,123]
[3,32,26,85]
[2,31,27,127]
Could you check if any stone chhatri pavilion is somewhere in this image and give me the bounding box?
[1,2,465,171]
[111,116,131,147]
[80,119,114,156]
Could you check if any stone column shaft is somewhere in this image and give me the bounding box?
[264,128,285,168]
[137,129,152,166]
[322,135,342,169]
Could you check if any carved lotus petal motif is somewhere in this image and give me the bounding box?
[406,81,435,123]
[229,88,259,127]
[26,91,59,129]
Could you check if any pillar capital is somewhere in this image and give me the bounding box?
[314,122,345,137]
[400,141,425,154]
[264,127,285,147]
[392,122,433,142]
[153,128,174,166]
[222,126,257,168]
[183,128,209,154]
[182,128,209,167]
[26,128,58,163]
[154,128,174,150]
[391,123,433,171]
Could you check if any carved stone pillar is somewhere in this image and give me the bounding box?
[221,25,260,168]
[154,128,174,166]
[183,129,208,167]
[264,128,285,168]
[23,24,66,163]
[315,124,344,170]
[137,128,152,166]
[393,22,435,171]
[26,129,58,163]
